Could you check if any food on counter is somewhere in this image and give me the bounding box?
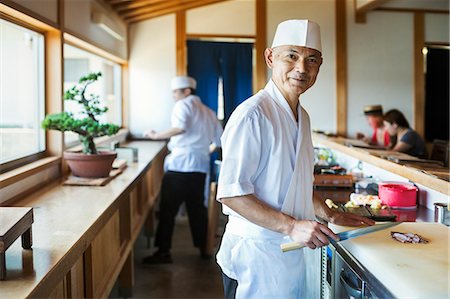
[347,193,384,209]
[344,200,359,208]
[325,198,338,209]
[391,232,429,244]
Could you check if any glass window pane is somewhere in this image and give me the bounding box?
[63,44,122,146]
[0,19,45,164]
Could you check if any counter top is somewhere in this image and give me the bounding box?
[0,141,166,298]
[313,134,449,196]
[314,189,435,222]
[330,222,449,298]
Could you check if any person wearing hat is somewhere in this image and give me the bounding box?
[356,105,390,147]
[142,75,223,263]
[215,20,374,298]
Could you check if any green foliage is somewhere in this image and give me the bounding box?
[42,72,120,154]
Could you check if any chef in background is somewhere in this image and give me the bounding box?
[142,76,223,264]
[356,104,390,146]
[215,19,374,299]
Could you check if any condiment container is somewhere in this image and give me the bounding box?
[434,202,450,226]
[378,182,418,208]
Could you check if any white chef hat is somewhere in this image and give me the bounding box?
[271,19,322,53]
[171,76,197,90]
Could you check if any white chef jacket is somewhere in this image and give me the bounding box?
[165,95,222,174]
[216,80,319,298]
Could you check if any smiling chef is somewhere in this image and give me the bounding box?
[216,19,375,298]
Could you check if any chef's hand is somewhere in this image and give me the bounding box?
[289,220,339,250]
[329,211,375,227]
[143,129,159,140]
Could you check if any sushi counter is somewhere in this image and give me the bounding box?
[322,222,449,299]
[312,134,449,298]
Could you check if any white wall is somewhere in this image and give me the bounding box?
[267,0,337,133]
[425,13,449,43]
[128,15,176,136]
[187,0,255,35]
[347,6,414,139]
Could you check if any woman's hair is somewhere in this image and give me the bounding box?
[383,109,410,128]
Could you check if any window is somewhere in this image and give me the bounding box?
[0,19,45,165]
[63,44,122,146]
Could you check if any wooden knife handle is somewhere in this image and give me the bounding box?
[280,242,305,252]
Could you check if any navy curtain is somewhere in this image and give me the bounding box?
[220,42,253,121]
[187,40,253,122]
[187,41,221,112]
[187,40,253,181]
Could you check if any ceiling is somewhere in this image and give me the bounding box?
[103,0,229,24]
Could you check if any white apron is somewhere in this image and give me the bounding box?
[218,105,320,299]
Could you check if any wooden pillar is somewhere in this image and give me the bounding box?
[255,0,267,91]
[336,0,348,137]
[413,12,425,137]
[176,11,187,76]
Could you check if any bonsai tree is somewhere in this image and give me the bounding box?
[42,72,120,154]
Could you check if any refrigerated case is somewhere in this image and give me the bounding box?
[321,243,394,299]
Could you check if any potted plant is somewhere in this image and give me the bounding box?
[42,72,120,178]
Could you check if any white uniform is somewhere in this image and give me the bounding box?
[165,94,222,173]
[216,80,319,298]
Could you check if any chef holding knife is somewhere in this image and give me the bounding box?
[216,19,374,298]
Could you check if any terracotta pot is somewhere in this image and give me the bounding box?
[64,151,117,178]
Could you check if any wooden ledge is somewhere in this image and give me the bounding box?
[0,157,61,189]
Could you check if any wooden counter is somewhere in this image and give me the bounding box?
[313,134,449,196]
[0,141,166,298]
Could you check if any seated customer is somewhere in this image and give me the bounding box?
[383,109,428,158]
[356,105,390,146]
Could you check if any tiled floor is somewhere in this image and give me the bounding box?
[129,215,225,298]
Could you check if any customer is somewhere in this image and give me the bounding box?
[356,105,390,146]
[216,19,374,299]
[383,109,428,158]
[143,76,223,263]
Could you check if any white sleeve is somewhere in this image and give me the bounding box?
[171,101,190,130]
[216,113,263,199]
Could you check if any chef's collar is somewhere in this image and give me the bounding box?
[264,79,300,123]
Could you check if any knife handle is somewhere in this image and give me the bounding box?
[280,242,306,252]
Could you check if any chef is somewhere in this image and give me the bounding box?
[216,20,374,298]
[143,76,223,263]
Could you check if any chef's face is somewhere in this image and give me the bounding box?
[265,45,322,98]
[383,120,397,136]
[172,88,190,101]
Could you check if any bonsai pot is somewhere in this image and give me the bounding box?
[64,151,117,178]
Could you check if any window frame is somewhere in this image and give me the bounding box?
[0,14,48,174]
[62,40,125,149]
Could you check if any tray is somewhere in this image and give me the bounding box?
[334,203,397,222]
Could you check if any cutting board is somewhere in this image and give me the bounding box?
[330,222,449,298]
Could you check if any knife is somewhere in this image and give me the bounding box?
[280,222,400,252]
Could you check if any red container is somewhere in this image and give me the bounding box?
[378,182,418,208]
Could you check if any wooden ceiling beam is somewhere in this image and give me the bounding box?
[106,0,133,6]
[126,0,227,23]
[114,0,168,12]
[120,0,195,19]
